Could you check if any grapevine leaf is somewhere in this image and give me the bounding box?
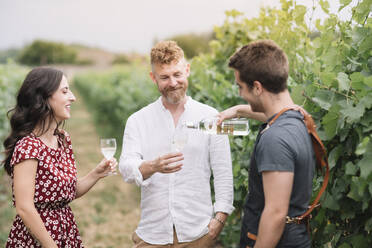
[345,162,358,176]
[339,102,364,124]
[323,193,340,210]
[347,177,363,201]
[320,71,336,86]
[329,145,343,169]
[355,137,370,155]
[350,234,369,248]
[339,0,352,11]
[319,0,330,14]
[291,84,305,105]
[353,0,372,24]
[338,243,351,248]
[364,75,372,87]
[359,142,372,179]
[312,90,334,110]
[337,72,351,91]
[293,5,307,23]
[360,94,372,110]
[365,217,372,232]
[322,111,338,140]
[350,72,364,84]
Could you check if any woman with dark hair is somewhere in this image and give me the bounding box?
[2,67,117,248]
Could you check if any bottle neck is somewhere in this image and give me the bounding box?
[185,121,199,130]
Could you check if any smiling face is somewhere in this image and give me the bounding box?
[48,76,76,122]
[234,70,264,113]
[150,59,190,105]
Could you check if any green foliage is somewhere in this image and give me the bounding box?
[188,0,372,247]
[73,64,159,146]
[0,64,28,148]
[0,63,28,171]
[165,32,214,58]
[112,54,130,65]
[17,40,77,65]
[0,49,20,64]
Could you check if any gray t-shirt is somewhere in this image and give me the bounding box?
[240,110,315,247]
[256,110,315,216]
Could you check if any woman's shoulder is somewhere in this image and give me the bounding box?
[15,134,42,149]
[11,134,43,166]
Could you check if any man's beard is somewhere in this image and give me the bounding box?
[161,87,186,104]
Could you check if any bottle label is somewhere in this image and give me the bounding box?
[217,124,234,134]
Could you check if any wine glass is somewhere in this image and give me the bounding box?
[100,138,117,175]
[171,126,188,152]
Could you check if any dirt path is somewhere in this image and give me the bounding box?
[65,83,140,248]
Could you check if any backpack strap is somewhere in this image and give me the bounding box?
[268,106,329,221]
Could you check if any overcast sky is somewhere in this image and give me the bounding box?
[0,0,354,54]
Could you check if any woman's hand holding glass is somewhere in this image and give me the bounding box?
[95,157,118,178]
[98,138,118,177]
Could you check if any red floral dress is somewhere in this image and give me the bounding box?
[6,132,83,248]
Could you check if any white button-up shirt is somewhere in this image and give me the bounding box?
[119,96,234,245]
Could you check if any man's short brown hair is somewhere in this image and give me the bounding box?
[151,40,184,65]
[229,40,289,93]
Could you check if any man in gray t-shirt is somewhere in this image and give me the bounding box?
[218,40,315,247]
[243,110,314,247]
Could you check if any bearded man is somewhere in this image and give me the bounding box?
[119,41,234,248]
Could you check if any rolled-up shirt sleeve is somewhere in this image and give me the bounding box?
[209,134,235,215]
[119,115,151,187]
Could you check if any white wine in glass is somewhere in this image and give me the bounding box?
[171,126,188,152]
[100,138,117,175]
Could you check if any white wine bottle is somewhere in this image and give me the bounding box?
[185,118,249,136]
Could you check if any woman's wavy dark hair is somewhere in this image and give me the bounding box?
[2,67,64,176]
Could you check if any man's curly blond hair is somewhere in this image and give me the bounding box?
[150,40,184,65]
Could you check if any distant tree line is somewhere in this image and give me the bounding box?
[154,32,215,59]
[1,32,215,66]
[0,40,94,66]
[17,40,77,65]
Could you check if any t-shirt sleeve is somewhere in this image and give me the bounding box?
[255,128,297,173]
[10,137,41,166]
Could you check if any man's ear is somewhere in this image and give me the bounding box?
[185,63,190,77]
[252,81,263,96]
[149,71,157,84]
